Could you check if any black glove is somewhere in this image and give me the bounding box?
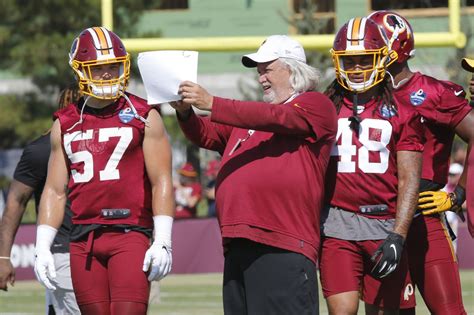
[451,185,466,222]
[370,232,405,279]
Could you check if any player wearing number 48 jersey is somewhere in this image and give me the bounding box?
[369,11,473,315]
[35,27,174,315]
[319,17,424,314]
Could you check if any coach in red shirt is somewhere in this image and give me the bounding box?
[461,57,474,238]
[171,35,337,315]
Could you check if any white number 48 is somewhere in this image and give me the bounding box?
[331,118,392,174]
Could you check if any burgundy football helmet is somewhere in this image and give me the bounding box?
[368,10,415,63]
[69,27,130,99]
[331,17,397,92]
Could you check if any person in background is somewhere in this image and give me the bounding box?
[320,17,423,314]
[370,10,473,314]
[171,34,337,315]
[0,186,5,219]
[461,57,474,237]
[204,159,220,217]
[174,162,202,219]
[451,145,468,166]
[0,88,81,315]
[443,162,464,252]
[462,57,474,106]
[34,27,174,315]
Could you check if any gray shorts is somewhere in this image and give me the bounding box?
[46,252,80,315]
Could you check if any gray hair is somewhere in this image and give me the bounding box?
[280,58,321,93]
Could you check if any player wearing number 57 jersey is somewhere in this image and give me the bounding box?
[35,27,174,315]
[319,17,424,315]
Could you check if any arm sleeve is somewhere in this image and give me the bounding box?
[396,109,425,152]
[434,87,472,128]
[418,82,472,128]
[211,92,337,142]
[178,109,233,155]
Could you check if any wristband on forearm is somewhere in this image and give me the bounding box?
[153,215,173,246]
[452,185,466,207]
[35,225,58,253]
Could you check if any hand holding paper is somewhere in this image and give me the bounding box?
[178,81,214,111]
[138,50,198,104]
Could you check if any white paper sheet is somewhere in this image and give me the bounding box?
[137,50,198,105]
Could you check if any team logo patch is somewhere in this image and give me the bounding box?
[119,107,135,123]
[380,104,397,118]
[409,89,426,106]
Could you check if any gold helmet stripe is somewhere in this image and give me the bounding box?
[346,17,367,51]
[87,27,115,59]
[350,17,362,44]
[93,27,109,56]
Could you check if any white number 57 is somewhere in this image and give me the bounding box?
[64,127,133,183]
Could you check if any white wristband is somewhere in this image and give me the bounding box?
[153,215,173,245]
[35,225,58,252]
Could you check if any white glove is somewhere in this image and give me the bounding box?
[142,215,173,281]
[34,225,58,290]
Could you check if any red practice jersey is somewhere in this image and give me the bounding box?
[179,92,337,263]
[54,94,155,228]
[326,97,424,218]
[393,72,472,185]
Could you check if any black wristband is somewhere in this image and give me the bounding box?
[387,232,405,247]
[453,185,466,206]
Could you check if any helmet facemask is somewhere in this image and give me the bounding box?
[331,17,398,93]
[332,47,397,92]
[71,56,130,100]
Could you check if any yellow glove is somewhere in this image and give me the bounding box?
[418,186,465,221]
[418,190,453,215]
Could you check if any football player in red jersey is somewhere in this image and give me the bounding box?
[369,10,473,315]
[320,17,424,314]
[461,57,474,237]
[34,27,174,315]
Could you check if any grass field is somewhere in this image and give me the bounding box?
[1,271,473,314]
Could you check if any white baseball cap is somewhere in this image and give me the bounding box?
[449,163,464,175]
[242,35,307,68]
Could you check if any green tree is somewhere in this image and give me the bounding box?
[0,0,163,148]
[239,1,334,101]
[0,94,54,148]
[283,0,334,87]
[0,0,162,92]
